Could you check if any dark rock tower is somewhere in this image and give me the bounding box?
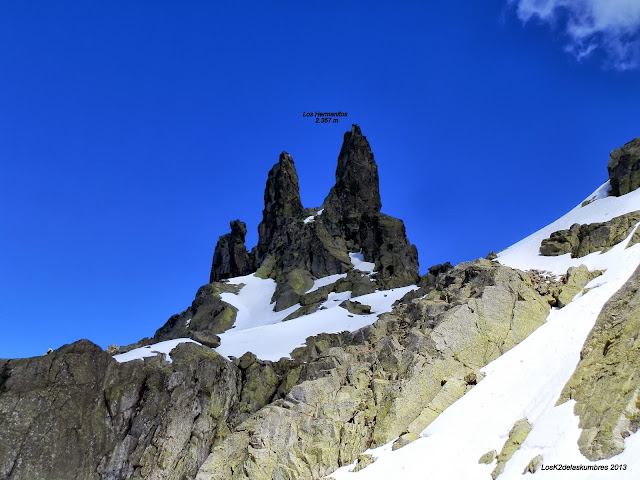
[210,220,254,282]
[608,137,640,197]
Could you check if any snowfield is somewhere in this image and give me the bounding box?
[113,338,200,363]
[329,183,640,479]
[115,252,416,363]
[215,280,416,361]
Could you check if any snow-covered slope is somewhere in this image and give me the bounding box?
[215,275,415,361]
[116,253,417,363]
[329,184,640,479]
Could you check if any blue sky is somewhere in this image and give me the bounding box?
[2,1,640,358]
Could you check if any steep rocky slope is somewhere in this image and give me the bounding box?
[329,137,640,480]
[2,129,640,479]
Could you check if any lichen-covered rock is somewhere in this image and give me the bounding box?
[425,260,550,370]
[210,220,255,282]
[478,449,497,464]
[540,211,640,258]
[351,454,376,472]
[190,330,221,348]
[539,223,581,257]
[558,262,640,460]
[194,260,550,480]
[608,137,640,196]
[555,265,602,308]
[491,418,532,479]
[339,300,371,315]
[392,432,419,451]
[523,455,543,474]
[152,281,240,342]
[273,268,315,311]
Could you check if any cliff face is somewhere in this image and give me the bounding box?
[0,340,240,480]
[3,131,640,480]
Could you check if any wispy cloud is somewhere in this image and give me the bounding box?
[509,0,640,70]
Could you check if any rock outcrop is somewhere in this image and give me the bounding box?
[195,259,551,480]
[152,282,239,344]
[0,340,240,480]
[210,220,254,283]
[491,418,532,479]
[254,152,304,266]
[608,137,640,196]
[527,265,602,308]
[539,211,640,258]
[559,262,640,460]
[323,124,381,217]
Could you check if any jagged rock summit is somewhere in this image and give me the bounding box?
[210,124,419,310]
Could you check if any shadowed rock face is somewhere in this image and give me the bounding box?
[608,137,640,197]
[324,125,381,217]
[0,340,241,480]
[210,220,254,282]
[252,125,419,301]
[255,152,304,266]
[204,125,419,312]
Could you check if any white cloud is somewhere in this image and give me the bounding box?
[509,0,640,70]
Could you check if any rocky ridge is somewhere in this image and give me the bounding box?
[2,131,640,479]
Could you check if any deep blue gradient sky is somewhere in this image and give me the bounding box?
[2,1,640,358]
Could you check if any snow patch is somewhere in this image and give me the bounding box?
[350,252,375,273]
[215,285,416,361]
[221,274,300,330]
[307,273,347,294]
[303,208,325,224]
[113,338,200,364]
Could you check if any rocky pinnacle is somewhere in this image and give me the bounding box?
[208,126,419,299]
[255,151,303,264]
[324,124,382,216]
[210,220,254,282]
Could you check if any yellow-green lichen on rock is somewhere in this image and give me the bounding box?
[428,263,549,370]
[558,262,640,460]
[491,418,532,479]
[193,260,553,479]
[555,265,602,308]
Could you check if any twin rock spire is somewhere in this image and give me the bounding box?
[210,125,419,306]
